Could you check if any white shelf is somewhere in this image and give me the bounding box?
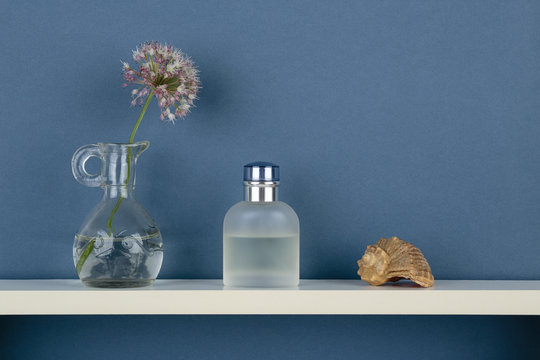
[0,279,539,315]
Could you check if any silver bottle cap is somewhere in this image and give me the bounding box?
[243,162,279,202]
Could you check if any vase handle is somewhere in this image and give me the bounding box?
[72,144,102,187]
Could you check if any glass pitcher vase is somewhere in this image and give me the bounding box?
[71,141,163,288]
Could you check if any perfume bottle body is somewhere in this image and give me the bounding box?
[223,201,299,287]
[223,162,300,287]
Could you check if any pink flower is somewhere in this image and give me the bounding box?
[122,42,200,122]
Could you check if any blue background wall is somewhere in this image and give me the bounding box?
[1,1,539,359]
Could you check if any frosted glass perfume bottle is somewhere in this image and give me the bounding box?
[223,162,300,287]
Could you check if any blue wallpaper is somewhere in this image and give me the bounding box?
[1,1,539,359]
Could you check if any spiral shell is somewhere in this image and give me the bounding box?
[357,236,434,287]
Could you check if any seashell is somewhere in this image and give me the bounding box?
[357,236,434,287]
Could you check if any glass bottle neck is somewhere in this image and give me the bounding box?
[98,143,142,197]
[244,181,279,202]
[102,185,136,199]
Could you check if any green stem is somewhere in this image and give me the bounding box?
[129,89,154,143]
[76,91,154,274]
[106,90,154,233]
[106,197,124,233]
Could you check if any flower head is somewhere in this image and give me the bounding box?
[122,42,200,122]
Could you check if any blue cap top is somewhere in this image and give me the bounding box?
[244,162,280,181]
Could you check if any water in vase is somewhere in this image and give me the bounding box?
[74,231,163,288]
